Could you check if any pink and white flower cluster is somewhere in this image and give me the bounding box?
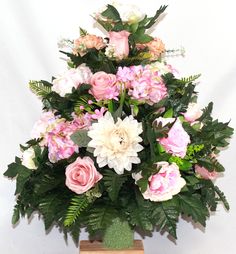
[116,65,168,105]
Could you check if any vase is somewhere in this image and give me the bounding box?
[79,240,144,254]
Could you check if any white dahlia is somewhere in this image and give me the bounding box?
[87,112,143,174]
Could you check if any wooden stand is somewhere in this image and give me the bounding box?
[80,240,144,254]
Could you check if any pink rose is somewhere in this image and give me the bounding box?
[183,103,203,123]
[108,30,130,60]
[90,71,118,101]
[133,162,186,202]
[195,165,218,180]
[158,118,191,158]
[65,156,102,194]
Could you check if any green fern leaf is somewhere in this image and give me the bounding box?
[29,80,52,97]
[178,194,209,226]
[64,195,90,227]
[152,199,179,238]
[88,207,118,232]
[103,170,128,201]
[181,74,201,84]
[214,186,230,210]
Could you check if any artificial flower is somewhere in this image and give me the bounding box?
[65,156,102,194]
[87,112,143,174]
[133,162,186,201]
[21,147,37,170]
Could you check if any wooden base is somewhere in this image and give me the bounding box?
[80,240,144,254]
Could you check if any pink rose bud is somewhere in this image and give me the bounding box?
[65,156,102,194]
[195,165,218,180]
[108,30,130,60]
[183,103,203,123]
[90,71,118,101]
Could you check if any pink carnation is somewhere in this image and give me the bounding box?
[137,38,165,60]
[195,165,218,180]
[90,71,119,101]
[158,118,190,158]
[73,34,105,56]
[133,162,186,202]
[65,156,102,194]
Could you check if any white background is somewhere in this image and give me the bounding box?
[0,0,236,253]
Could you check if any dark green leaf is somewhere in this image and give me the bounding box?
[12,206,20,225]
[178,194,209,226]
[15,166,32,194]
[103,170,128,201]
[152,199,179,238]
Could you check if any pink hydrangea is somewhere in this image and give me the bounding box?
[31,111,57,140]
[45,121,78,163]
[45,114,91,163]
[116,65,167,105]
[133,162,186,202]
[157,118,190,158]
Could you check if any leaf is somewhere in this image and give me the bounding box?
[128,200,153,231]
[70,129,91,147]
[29,80,52,97]
[214,186,230,210]
[64,195,90,227]
[103,170,128,201]
[39,193,67,230]
[145,5,168,29]
[132,28,153,43]
[102,4,122,23]
[88,207,118,232]
[181,74,201,83]
[152,199,179,238]
[12,206,20,225]
[163,108,173,118]
[4,162,19,178]
[80,27,88,36]
[178,194,209,226]
[198,102,213,122]
[15,166,32,194]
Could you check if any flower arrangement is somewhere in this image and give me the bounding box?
[4,3,234,250]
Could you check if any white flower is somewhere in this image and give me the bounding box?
[21,147,37,169]
[87,112,143,174]
[112,2,145,24]
[52,64,92,97]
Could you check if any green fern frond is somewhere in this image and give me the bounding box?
[88,207,118,232]
[181,74,201,84]
[29,80,52,97]
[103,170,128,201]
[214,186,230,210]
[64,195,89,227]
